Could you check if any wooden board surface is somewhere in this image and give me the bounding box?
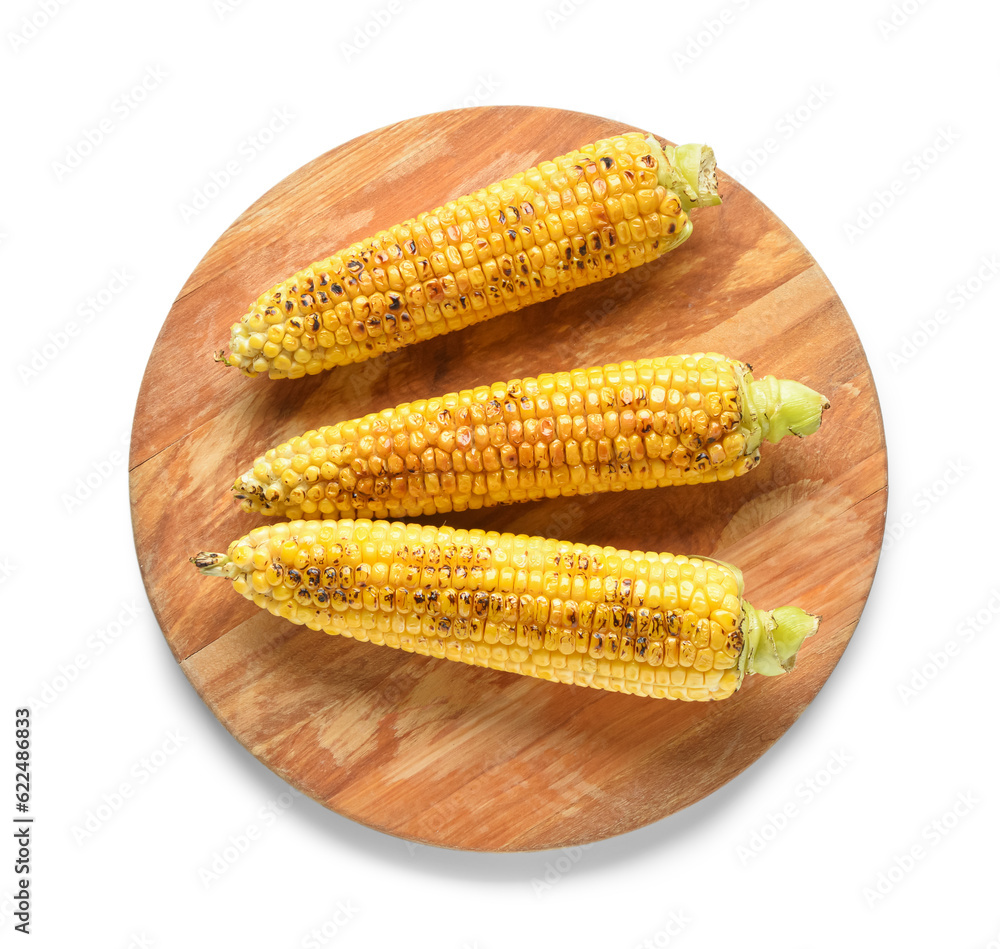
[129,106,887,852]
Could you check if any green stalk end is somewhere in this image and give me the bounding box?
[645,136,721,211]
[672,143,722,208]
[191,552,235,578]
[743,604,820,677]
[744,376,830,449]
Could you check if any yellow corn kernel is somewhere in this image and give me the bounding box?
[221,133,722,379]
[232,354,829,520]
[192,520,817,701]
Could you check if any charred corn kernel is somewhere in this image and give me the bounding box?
[233,354,829,520]
[192,520,817,700]
[219,134,720,379]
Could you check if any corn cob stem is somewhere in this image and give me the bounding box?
[742,605,820,677]
[190,518,818,701]
[232,354,829,521]
[645,138,721,211]
[742,375,831,453]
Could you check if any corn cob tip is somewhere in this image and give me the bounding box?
[745,376,830,447]
[743,604,819,677]
[190,551,237,578]
[646,137,721,211]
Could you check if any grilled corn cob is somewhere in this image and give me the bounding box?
[192,519,817,700]
[233,354,829,520]
[221,133,720,379]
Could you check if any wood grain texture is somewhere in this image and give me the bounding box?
[128,106,888,852]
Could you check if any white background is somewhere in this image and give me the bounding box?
[3,0,999,945]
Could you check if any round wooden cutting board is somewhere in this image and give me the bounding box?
[129,106,887,852]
